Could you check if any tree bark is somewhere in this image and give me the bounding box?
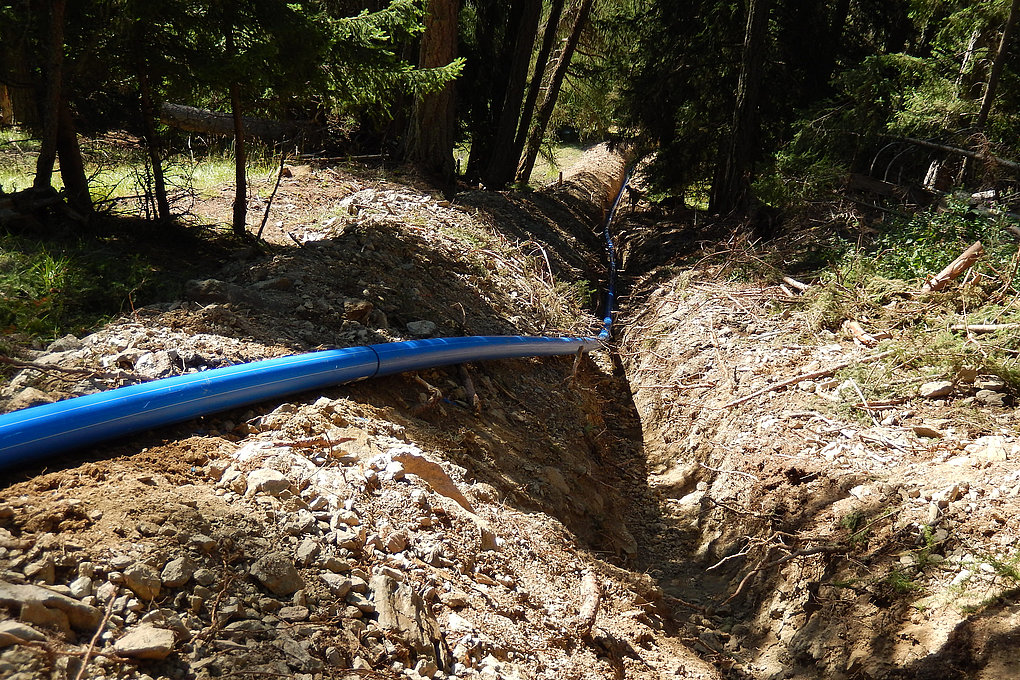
[516,0,594,184]
[230,81,247,237]
[225,13,247,237]
[0,83,12,126]
[406,0,460,187]
[55,96,90,215]
[137,56,170,222]
[709,0,772,214]
[512,0,564,166]
[33,0,66,193]
[976,0,1020,131]
[481,0,541,189]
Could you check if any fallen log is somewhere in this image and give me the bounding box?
[921,241,984,293]
[159,102,321,144]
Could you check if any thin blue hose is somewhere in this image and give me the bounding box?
[0,335,596,470]
[599,168,631,340]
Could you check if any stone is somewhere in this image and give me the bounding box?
[161,556,196,588]
[406,321,437,337]
[919,381,953,399]
[193,568,216,587]
[912,425,943,438]
[278,606,309,622]
[370,574,443,660]
[0,580,102,632]
[23,558,55,584]
[0,620,46,647]
[47,334,82,352]
[346,592,375,614]
[250,553,304,596]
[113,625,176,660]
[295,539,321,567]
[68,576,93,599]
[6,388,54,412]
[246,469,291,497]
[976,390,1007,407]
[320,573,352,598]
[123,563,162,601]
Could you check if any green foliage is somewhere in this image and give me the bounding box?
[0,234,186,342]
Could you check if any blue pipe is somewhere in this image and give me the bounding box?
[0,335,596,470]
[599,168,631,340]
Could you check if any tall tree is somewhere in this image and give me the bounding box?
[976,0,1020,130]
[511,0,564,167]
[33,0,66,194]
[481,0,541,188]
[406,0,461,186]
[710,0,772,214]
[517,0,595,184]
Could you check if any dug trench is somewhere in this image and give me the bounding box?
[2,144,1019,680]
[0,146,717,680]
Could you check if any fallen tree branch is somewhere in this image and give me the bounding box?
[950,323,1020,333]
[888,136,1020,172]
[722,350,895,408]
[922,241,984,293]
[576,572,602,641]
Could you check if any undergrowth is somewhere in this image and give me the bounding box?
[793,196,1020,396]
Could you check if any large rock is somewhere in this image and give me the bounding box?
[160,556,196,588]
[245,469,291,497]
[123,563,162,601]
[0,580,102,634]
[113,625,176,660]
[370,574,448,666]
[0,620,46,647]
[250,553,304,596]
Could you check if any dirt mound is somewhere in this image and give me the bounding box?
[613,199,1020,678]
[0,146,720,680]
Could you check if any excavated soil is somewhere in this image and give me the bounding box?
[0,146,718,680]
[4,144,1020,680]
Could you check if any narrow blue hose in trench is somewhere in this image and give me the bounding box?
[599,168,631,340]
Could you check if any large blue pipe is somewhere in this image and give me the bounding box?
[0,335,597,471]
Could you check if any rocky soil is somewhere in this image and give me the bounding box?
[612,179,1020,679]
[0,146,719,680]
[3,143,1020,680]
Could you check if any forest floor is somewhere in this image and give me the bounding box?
[2,144,1020,680]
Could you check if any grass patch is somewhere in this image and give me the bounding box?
[790,196,1020,399]
[531,143,586,186]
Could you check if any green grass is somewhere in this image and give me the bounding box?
[531,143,586,186]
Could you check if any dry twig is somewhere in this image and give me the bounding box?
[722,350,894,408]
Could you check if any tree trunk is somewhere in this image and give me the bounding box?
[481,0,541,189]
[516,0,594,184]
[466,2,521,181]
[406,0,460,187]
[709,0,772,214]
[137,60,171,222]
[512,0,564,166]
[225,12,247,237]
[230,81,247,237]
[159,102,319,142]
[0,83,12,126]
[33,0,66,193]
[56,96,90,215]
[976,0,1020,131]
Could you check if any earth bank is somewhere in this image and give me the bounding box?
[0,146,719,680]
